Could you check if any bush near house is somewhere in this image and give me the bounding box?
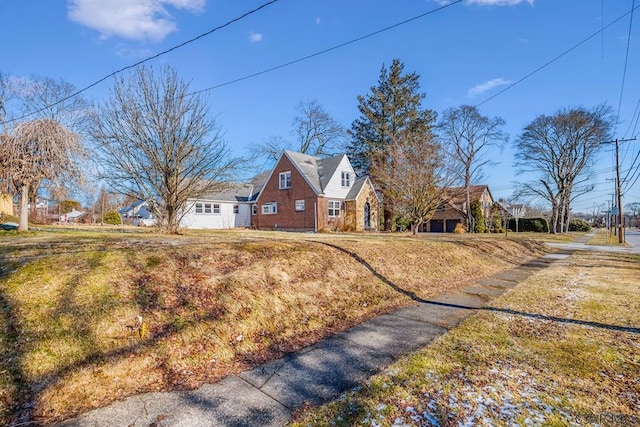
[568,219,591,232]
[507,217,549,233]
[471,201,486,233]
[102,210,122,225]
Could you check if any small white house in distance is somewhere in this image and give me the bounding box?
[180,179,265,229]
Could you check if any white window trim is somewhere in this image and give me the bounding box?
[279,171,292,189]
[341,171,351,187]
[295,200,305,212]
[262,203,277,215]
[328,200,341,218]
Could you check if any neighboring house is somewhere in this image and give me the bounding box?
[251,150,379,232]
[60,209,91,224]
[180,177,266,230]
[422,185,495,232]
[120,200,157,226]
[497,200,527,219]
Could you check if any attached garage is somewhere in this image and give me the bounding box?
[429,219,444,232]
[446,219,461,233]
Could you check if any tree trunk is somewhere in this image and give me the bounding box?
[383,203,394,231]
[19,184,30,232]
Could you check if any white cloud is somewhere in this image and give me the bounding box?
[248,32,263,43]
[67,0,205,42]
[467,78,512,97]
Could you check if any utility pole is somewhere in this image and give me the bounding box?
[615,138,623,244]
[603,137,637,244]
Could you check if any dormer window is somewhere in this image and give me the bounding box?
[341,171,351,187]
[279,171,291,189]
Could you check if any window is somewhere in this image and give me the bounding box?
[279,171,292,189]
[341,171,351,187]
[295,200,305,211]
[252,204,258,215]
[328,200,341,217]
[262,203,277,215]
[233,205,239,214]
[195,202,218,214]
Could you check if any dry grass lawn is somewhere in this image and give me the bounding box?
[0,229,549,425]
[292,250,640,426]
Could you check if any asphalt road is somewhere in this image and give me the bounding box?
[546,228,640,255]
[624,228,640,248]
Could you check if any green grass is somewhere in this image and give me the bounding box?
[291,250,640,426]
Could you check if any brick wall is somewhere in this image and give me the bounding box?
[252,155,321,230]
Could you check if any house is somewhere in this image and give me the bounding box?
[120,200,157,226]
[421,185,494,232]
[251,150,379,232]
[59,209,91,224]
[180,178,265,229]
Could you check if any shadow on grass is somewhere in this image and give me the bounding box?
[315,241,640,336]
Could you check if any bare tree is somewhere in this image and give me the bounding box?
[91,65,241,234]
[253,99,345,163]
[372,130,454,235]
[252,135,290,163]
[514,106,613,233]
[0,74,91,213]
[437,105,508,231]
[0,119,82,231]
[293,99,345,156]
[12,75,90,133]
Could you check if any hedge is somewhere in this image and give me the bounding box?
[507,217,549,233]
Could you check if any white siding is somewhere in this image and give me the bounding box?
[322,156,355,199]
[180,201,251,229]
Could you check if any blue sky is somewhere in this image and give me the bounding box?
[1,0,639,212]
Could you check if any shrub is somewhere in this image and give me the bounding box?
[471,201,486,233]
[454,223,466,234]
[568,219,591,232]
[491,216,505,233]
[507,217,549,233]
[103,210,122,225]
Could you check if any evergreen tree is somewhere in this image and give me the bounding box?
[347,59,436,231]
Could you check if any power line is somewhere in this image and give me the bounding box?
[8,0,281,124]
[184,0,464,97]
[617,0,636,163]
[476,2,640,108]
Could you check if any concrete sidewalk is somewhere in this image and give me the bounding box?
[57,251,572,427]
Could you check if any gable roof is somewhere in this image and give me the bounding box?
[281,150,350,195]
[444,185,493,206]
[345,176,380,201]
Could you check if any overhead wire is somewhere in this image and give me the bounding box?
[7,0,281,124]
[476,2,640,108]
[184,0,463,97]
[9,0,463,125]
[617,0,636,164]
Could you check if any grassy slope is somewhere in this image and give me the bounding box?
[292,250,640,426]
[0,230,547,424]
